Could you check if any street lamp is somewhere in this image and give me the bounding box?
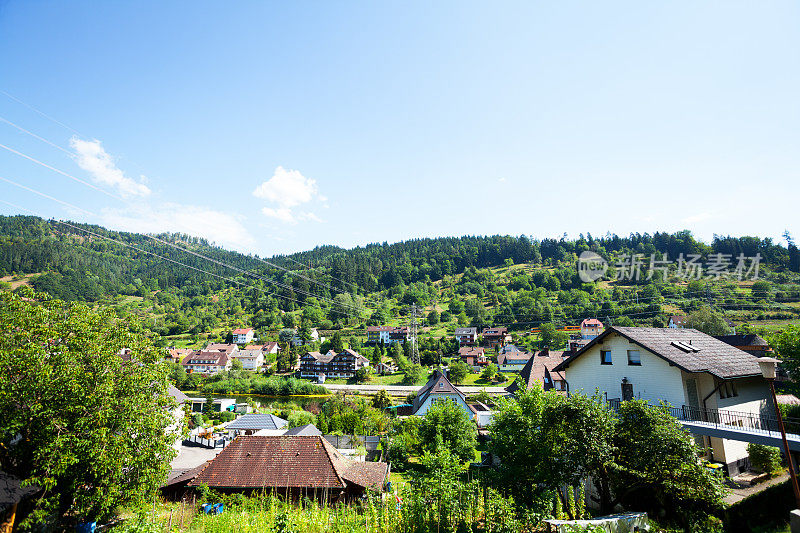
[759,357,800,509]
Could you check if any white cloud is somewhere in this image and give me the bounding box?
[498,177,507,183]
[99,202,256,251]
[253,166,324,224]
[70,137,151,198]
[681,212,713,224]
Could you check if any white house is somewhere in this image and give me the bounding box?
[232,328,255,344]
[232,348,265,371]
[553,326,772,476]
[291,327,320,347]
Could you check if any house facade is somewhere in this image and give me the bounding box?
[232,328,255,344]
[366,326,410,345]
[299,349,369,379]
[668,315,687,328]
[454,327,478,345]
[182,350,233,375]
[232,348,265,370]
[580,318,604,339]
[497,350,533,372]
[482,327,509,347]
[458,346,487,366]
[554,326,772,476]
[412,370,475,419]
[506,348,568,394]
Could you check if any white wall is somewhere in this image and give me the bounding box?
[563,332,686,406]
[415,394,473,419]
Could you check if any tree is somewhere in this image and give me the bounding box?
[481,362,498,381]
[771,325,800,395]
[0,290,178,527]
[403,363,424,384]
[418,399,477,463]
[355,366,370,383]
[539,323,568,350]
[686,306,731,335]
[231,358,244,371]
[448,360,470,385]
[372,389,392,409]
[427,310,440,325]
[330,331,345,353]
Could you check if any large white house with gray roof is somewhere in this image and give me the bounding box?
[554,326,773,476]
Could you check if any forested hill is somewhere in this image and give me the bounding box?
[1,214,799,340]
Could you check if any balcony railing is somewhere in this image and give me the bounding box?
[606,399,800,437]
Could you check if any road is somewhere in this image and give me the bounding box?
[323,383,508,396]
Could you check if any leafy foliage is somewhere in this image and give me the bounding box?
[0,289,178,526]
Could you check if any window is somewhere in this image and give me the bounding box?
[719,381,738,399]
[601,350,612,365]
[627,350,641,366]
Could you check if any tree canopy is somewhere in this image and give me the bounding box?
[0,289,179,527]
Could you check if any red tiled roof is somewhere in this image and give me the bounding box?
[233,328,254,335]
[581,318,603,327]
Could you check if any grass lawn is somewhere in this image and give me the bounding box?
[458,373,513,387]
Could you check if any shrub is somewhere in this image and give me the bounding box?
[747,443,782,474]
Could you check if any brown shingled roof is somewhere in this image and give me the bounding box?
[188,436,387,491]
[554,327,763,379]
[506,350,566,394]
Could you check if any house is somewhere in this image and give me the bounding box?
[580,318,604,339]
[226,413,288,436]
[182,350,233,375]
[232,328,255,344]
[291,328,321,347]
[167,385,189,450]
[375,361,398,375]
[299,349,369,379]
[553,326,772,476]
[285,423,323,436]
[454,327,478,345]
[497,350,533,372]
[505,348,567,394]
[167,348,193,364]
[246,341,280,355]
[232,348,265,371]
[482,327,509,347]
[185,436,389,502]
[412,369,474,419]
[458,346,487,366]
[204,343,240,355]
[668,315,687,328]
[366,326,410,345]
[714,334,771,357]
[187,397,236,413]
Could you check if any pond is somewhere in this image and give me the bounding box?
[181,391,330,410]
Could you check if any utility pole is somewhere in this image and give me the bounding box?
[410,304,420,365]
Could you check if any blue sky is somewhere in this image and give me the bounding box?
[1,1,798,255]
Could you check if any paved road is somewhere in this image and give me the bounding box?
[323,383,508,396]
[169,444,223,479]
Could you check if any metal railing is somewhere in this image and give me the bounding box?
[606,399,800,437]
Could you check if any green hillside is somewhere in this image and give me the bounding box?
[1,215,799,351]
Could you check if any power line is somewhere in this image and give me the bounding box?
[0,176,94,216]
[0,142,121,200]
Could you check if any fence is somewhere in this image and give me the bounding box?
[606,399,800,437]
[323,435,381,451]
[184,435,231,449]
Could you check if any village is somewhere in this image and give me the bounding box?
[147,316,800,532]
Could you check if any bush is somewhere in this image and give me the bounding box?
[218,411,236,423]
[747,443,782,474]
